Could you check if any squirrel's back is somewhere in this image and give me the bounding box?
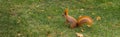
[67,15,77,23]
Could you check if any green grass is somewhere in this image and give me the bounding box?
[0,0,120,37]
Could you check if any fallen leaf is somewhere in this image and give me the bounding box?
[48,16,52,19]
[17,33,22,36]
[60,32,63,36]
[76,33,84,37]
[96,16,101,21]
[81,29,84,32]
[80,8,84,11]
[41,10,45,11]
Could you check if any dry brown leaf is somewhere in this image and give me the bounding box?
[76,33,84,37]
[60,32,63,36]
[48,16,52,19]
[41,10,45,11]
[81,29,84,32]
[96,16,101,21]
[80,8,84,11]
[17,33,22,36]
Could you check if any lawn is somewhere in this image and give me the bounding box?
[0,0,120,37]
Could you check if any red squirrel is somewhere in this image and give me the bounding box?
[62,8,77,29]
[63,8,93,28]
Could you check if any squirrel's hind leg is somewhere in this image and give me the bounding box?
[70,23,77,29]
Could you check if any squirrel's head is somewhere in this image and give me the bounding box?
[62,8,68,16]
[64,8,68,15]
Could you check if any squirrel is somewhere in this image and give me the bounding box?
[63,8,93,28]
[62,8,77,29]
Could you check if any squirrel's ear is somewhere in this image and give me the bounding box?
[64,8,68,15]
[65,8,68,13]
